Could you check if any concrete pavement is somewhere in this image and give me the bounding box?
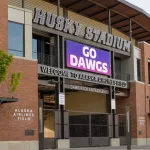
[45,145,150,150]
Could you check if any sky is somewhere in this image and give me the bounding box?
[126,0,150,15]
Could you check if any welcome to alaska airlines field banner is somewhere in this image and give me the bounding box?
[66,40,111,76]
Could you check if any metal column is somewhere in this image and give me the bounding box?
[129,19,132,41]
[108,9,112,34]
[57,0,65,139]
[22,0,24,8]
[108,9,116,138]
[57,0,60,68]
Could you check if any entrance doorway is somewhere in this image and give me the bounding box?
[43,109,56,149]
[118,114,127,145]
[65,87,110,147]
[67,111,110,147]
[38,84,58,149]
[38,80,127,149]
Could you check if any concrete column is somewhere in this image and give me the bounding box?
[25,9,33,60]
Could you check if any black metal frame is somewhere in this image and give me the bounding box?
[22,0,24,8]
[67,111,110,147]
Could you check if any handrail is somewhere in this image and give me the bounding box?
[115,72,130,82]
[37,53,58,67]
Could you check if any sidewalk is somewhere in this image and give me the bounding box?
[46,145,150,150]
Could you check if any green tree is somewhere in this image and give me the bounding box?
[0,50,22,93]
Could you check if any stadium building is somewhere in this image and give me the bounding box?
[0,0,150,149]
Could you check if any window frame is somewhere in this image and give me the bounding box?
[114,57,121,73]
[8,21,25,57]
[32,33,57,58]
[148,59,150,84]
[114,57,121,80]
[32,35,40,59]
[136,58,141,81]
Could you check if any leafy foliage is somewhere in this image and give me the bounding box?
[10,73,22,92]
[0,50,22,92]
[0,51,13,83]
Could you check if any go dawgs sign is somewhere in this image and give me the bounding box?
[66,40,111,75]
[33,8,131,53]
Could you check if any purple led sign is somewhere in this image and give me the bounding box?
[66,40,111,76]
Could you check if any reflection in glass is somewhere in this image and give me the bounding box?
[32,38,37,59]
[32,34,57,67]
[8,50,23,57]
[8,22,24,57]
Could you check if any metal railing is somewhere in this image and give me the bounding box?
[37,53,58,67]
[118,114,126,137]
[115,72,130,82]
[68,111,109,137]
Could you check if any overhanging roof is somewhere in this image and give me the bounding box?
[48,0,150,43]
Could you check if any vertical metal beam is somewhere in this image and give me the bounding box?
[108,9,112,34]
[57,0,60,16]
[111,52,116,139]
[57,0,60,94]
[63,8,68,19]
[22,0,25,8]
[57,0,60,67]
[60,36,65,139]
[129,19,132,41]
[57,36,60,68]
[108,9,116,138]
[57,0,62,139]
[57,0,65,139]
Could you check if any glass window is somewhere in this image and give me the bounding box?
[8,22,24,57]
[32,34,57,67]
[32,35,42,59]
[148,60,150,84]
[115,57,121,80]
[137,58,141,81]
[32,38,38,59]
[115,58,121,73]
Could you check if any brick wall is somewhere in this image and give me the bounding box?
[116,42,150,140]
[0,0,38,141]
[116,82,139,138]
[0,0,8,51]
[139,42,150,138]
[0,58,38,141]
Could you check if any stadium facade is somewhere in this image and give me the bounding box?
[0,0,150,149]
